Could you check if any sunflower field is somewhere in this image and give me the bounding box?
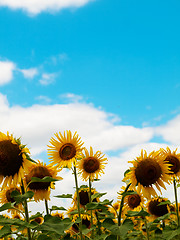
[0,130,180,240]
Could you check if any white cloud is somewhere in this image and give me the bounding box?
[156,115,180,145]
[39,73,56,86]
[0,93,179,213]
[35,95,52,104]
[60,93,83,103]
[20,68,38,79]
[0,93,154,156]
[0,61,15,85]
[0,0,94,15]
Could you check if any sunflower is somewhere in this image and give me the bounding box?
[118,186,145,213]
[30,216,44,224]
[0,184,23,214]
[51,211,64,219]
[70,213,95,236]
[124,150,171,199]
[72,186,99,208]
[147,197,169,220]
[24,161,62,202]
[76,146,107,181]
[0,132,32,188]
[159,147,180,179]
[47,130,84,169]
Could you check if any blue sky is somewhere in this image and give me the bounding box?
[0,0,180,206]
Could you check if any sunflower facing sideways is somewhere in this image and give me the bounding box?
[147,197,169,220]
[0,132,32,188]
[24,161,62,202]
[0,184,23,214]
[76,146,107,181]
[124,150,171,199]
[159,147,180,179]
[47,130,84,169]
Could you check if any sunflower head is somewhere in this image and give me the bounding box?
[25,161,61,202]
[124,150,171,199]
[147,197,169,218]
[0,132,32,188]
[30,217,44,224]
[71,214,93,235]
[0,184,22,214]
[47,130,84,169]
[51,212,64,219]
[72,186,98,208]
[76,146,107,181]
[159,147,180,178]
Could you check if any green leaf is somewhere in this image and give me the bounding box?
[91,192,107,201]
[29,212,43,221]
[86,202,108,211]
[37,234,52,240]
[105,235,117,240]
[102,218,115,229]
[124,169,130,177]
[157,200,171,206]
[121,190,137,198]
[11,190,34,203]
[153,213,171,223]
[0,202,15,212]
[50,206,66,211]
[126,209,150,217]
[163,227,180,240]
[0,226,12,238]
[54,194,73,199]
[31,176,59,182]
[38,215,73,236]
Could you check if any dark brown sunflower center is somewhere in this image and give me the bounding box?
[79,191,89,205]
[34,217,43,224]
[165,155,180,174]
[135,158,162,187]
[0,140,23,177]
[83,157,100,173]
[127,194,141,209]
[59,143,76,160]
[6,188,20,203]
[26,166,52,190]
[148,199,168,217]
[72,218,90,232]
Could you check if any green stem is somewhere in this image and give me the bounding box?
[117,183,131,240]
[118,183,131,226]
[143,216,150,240]
[173,177,180,227]
[45,199,49,215]
[89,177,94,239]
[21,180,32,240]
[73,166,83,240]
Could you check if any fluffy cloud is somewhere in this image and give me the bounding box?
[0,61,15,85]
[20,68,38,79]
[39,73,56,86]
[156,115,180,145]
[0,0,94,15]
[60,93,83,103]
[0,93,154,156]
[0,92,179,213]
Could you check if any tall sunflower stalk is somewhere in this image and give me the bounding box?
[173,178,180,227]
[73,165,83,240]
[21,180,32,240]
[88,177,94,239]
[117,183,131,240]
